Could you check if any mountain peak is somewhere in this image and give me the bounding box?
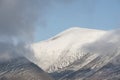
[49,27,105,41]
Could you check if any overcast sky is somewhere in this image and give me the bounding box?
[35,0,120,41]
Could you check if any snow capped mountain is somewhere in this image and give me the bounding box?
[32,27,106,72]
[31,27,120,80]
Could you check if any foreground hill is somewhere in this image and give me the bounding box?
[0,56,54,80]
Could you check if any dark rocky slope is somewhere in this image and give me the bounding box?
[0,57,54,80]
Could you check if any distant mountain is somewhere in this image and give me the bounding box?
[32,27,120,80]
[0,56,54,80]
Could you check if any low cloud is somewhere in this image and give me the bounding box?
[83,29,120,56]
[0,0,51,62]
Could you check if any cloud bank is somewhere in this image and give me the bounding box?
[83,29,120,56]
[0,0,51,61]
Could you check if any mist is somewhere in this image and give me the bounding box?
[0,0,52,62]
[83,29,120,56]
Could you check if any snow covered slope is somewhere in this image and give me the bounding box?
[32,27,106,72]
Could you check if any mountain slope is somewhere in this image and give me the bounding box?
[57,47,120,80]
[0,56,54,80]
